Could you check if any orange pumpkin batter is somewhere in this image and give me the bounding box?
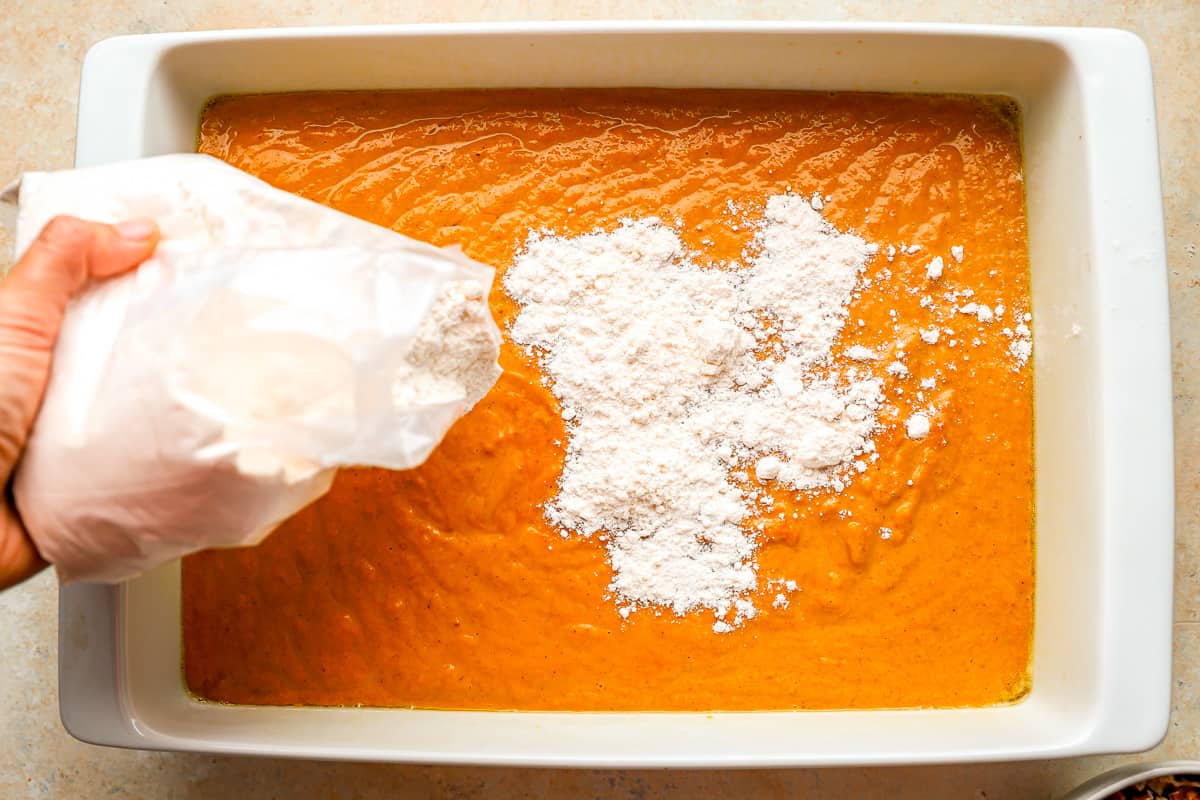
[183,89,1034,711]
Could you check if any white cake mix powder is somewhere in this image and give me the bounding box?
[504,196,884,629]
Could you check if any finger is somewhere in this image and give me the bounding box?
[0,216,159,351]
[0,216,159,475]
[0,499,46,591]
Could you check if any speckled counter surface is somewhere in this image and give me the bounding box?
[1,2,1196,798]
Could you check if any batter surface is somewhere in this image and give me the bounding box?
[183,89,1034,711]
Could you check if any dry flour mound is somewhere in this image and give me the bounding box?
[505,195,880,626]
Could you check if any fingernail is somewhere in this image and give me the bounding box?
[115,219,158,241]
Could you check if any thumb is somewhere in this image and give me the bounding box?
[0,215,159,474]
[2,215,159,353]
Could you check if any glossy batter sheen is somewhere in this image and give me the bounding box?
[183,90,1034,711]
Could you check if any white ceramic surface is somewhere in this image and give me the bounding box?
[1061,760,1200,800]
[59,22,1173,767]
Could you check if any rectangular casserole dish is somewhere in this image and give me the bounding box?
[58,21,1173,766]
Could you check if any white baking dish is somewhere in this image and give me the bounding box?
[58,22,1173,766]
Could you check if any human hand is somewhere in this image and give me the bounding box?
[0,215,159,590]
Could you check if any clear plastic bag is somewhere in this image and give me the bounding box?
[2,154,501,583]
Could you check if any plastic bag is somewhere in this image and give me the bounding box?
[1,154,502,583]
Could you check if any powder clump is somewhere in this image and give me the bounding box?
[505,195,880,621]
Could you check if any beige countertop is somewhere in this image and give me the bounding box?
[2,2,1196,797]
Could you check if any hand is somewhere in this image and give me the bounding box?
[0,215,159,590]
